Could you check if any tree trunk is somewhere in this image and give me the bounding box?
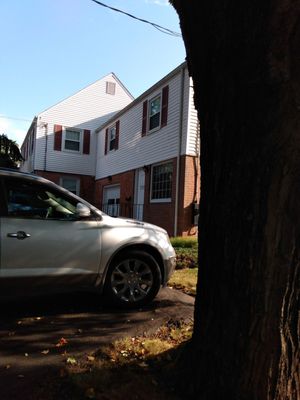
[171,1,300,399]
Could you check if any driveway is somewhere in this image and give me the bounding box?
[0,287,194,400]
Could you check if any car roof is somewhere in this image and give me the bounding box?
[0,168,45,181]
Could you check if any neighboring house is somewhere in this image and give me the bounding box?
[20,62,200,236]
[20,73,134,203]
[94,62,200,237]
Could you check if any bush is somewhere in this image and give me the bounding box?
[170,236,197,249]
[171,237,198,269]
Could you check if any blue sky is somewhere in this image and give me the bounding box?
[0,0,185,145]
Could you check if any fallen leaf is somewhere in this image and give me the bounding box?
[87,355,95,362]
[66,357,77,365]
[85,387,96,399]
[56,337,68,347]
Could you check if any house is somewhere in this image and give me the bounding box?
[20,73,134,203]
[94,62,200,236]
[21,62,200,237]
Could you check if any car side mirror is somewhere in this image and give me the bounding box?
[76,203,91,218]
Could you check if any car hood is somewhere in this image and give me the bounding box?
[101,214,168,235]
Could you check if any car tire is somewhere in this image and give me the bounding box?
[104,250,162,309]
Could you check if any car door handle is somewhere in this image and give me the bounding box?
[7,231,31,240]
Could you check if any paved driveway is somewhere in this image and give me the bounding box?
[0,287,194,399]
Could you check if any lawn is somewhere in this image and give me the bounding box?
[36,237,199,399]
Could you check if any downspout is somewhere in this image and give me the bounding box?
[41,119,48,172]
[174,65,185,236]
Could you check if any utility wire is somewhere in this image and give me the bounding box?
[90,0,182,37]
[0,115,31,122]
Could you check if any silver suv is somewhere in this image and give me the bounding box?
[0,169,176,308]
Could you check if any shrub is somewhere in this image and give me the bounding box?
[171,237,198,269]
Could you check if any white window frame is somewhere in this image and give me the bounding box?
[148,94,161,133]
[150,161,173,203]
[108,125,117,152]
[62,127,83,153]
[60,177,80,196]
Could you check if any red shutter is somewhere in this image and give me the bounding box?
[105,128,108,155]
[115,120,120,150]
[54,124,62,151]
[161,85,169,127]
[142,100,148,136]
[83,129,91,154]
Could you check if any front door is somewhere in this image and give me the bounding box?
[134,169,145,220]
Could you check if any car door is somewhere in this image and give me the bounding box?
[0,176,102,296]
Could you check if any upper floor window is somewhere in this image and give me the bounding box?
[64,129,81,152]
[54,125,91,155]
[149,95,161,131]
[108,126,116,152]
[142,85,169,136]
[105,120,120,155]
[150,161,173,202]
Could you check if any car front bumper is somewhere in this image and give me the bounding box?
[163,255,176,285]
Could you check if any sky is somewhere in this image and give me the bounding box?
[0,0,185,146]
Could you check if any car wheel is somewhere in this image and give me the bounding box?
[104,250,162,309]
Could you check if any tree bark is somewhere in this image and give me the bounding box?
[171,1,300,399]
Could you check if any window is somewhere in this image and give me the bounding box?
[151,162,173,202]
[64,129,81,152]
[108,126,116,152]
[60,177,80,196]
[141,85,168,136]
[149,95,161,131]
[106,81,116,95]
[4,178,78,220]
[105,121,120,154]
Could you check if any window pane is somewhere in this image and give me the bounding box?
[149,113,160,130]
[150,97,161,117]
[61,178,78,194]
[5,178,77,219]
[65,140,80,151]
[109,127,116,151]
[151,162,173,200]
[66,130,80,141]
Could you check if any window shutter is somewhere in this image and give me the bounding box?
[115,120,120,150]
[54,124,62,151]
[83,129,91,154]
[161,85,169,127]
[142,100,148,136]
[105,128,108,155]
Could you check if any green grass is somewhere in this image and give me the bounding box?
[168,268,198,296]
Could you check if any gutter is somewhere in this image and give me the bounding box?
[174,64,186,237]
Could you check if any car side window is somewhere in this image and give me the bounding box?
[4,178,78,220]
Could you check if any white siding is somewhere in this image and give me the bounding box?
[185,80,200,156]
[96,67,192,179]
[33,74,133,175]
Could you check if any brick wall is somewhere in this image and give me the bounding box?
[143,158,177,236]
[94,156,200,237]
[177,155,200,236]
[35,170,95,205]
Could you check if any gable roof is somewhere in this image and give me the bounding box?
[95,61,187,133]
